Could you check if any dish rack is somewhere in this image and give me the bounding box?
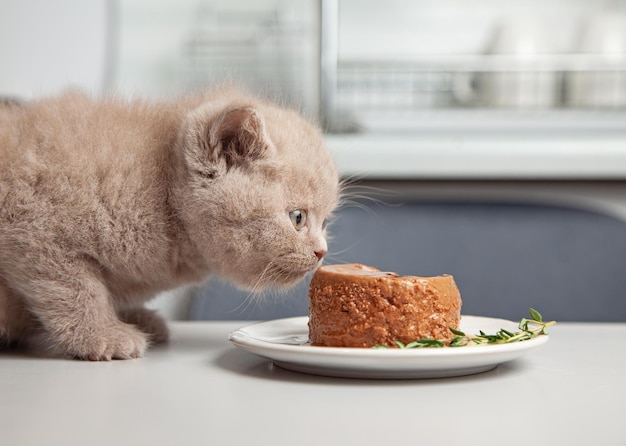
[177,1,626,133]
[337,54,626,106]
[319,0,626,132]
[325,54,626,132]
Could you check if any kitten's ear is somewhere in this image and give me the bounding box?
[208,107,273,167]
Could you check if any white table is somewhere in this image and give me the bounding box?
[1,321,624,446]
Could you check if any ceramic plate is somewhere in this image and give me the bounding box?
[228,315,549,379]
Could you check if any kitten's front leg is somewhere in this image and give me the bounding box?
[118,307,169,345]
[19,269,148,360]
[0,282,36,346]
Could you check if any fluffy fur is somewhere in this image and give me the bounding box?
[0,87,339,360]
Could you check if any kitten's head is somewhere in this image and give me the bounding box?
[175,90,339,291]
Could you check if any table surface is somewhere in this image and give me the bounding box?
[1,321,625,446]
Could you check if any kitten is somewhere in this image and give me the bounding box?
[0,87,339,360]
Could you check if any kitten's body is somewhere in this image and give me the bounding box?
[0,88,339,359]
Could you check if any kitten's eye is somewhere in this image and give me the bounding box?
[289,209,307,231]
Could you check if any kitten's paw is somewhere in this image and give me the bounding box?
[118,307,169,345]
[66,323,148,361]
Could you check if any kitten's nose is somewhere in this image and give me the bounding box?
[314,249,327,261]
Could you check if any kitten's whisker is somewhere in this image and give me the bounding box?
[323,237,368,264]
[339,177,403,210]
[339,193,400,211]
[225,289,256,316]
[336,200,381,220]
[226,261,276,316]
[326,240,364,257]
[321,256,351,266]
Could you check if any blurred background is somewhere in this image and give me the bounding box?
[2,0,626,322]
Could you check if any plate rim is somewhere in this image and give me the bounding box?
[228,315,550,379]
[228,315,550,357]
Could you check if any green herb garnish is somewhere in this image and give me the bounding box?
[372,308,555,349]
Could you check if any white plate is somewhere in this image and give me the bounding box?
[228,315,549,379]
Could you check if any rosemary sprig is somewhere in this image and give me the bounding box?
[372,308,555,349]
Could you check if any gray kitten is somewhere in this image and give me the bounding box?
[0,87,339,360]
